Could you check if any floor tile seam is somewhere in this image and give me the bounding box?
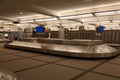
[53,63,87,71]
[0,53,25,57]
[0,56,50,63]
[2,51,35,54]
[22,55,43,58]
[0,51,22,56]
[14,63,50,73]
[55,59,109,72]
[0,53,10,55]
[26,55,43,58]
[100,57,120,65]
[14,60,78,73]
[70,60,110,80]
[0,51,12,54]
[91,71,120,79]
[2,50,120,79]
[6,53,28,58]
[86,60,110,71]
[26,57,51,63]
[92,60,107,63]
[0,57,25,63]
[70,70,120,80]
[50,58,68,63]
[0,51,40,58]
[70,71,89,80]
[0,51,67,63]
[106,61,120,65]
[2,48,16,52]
[28,56,67,63]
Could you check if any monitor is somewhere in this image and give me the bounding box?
[35,25,45,32]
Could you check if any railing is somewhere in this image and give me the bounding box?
[50,30,120,44]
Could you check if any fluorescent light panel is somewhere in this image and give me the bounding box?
[3,22,13,24]
[18,14,50,20]
[59,15,77,19]
[20,20,34,23]
[60,13,93,19]
[112,20,120,22]
[115,10,120,13]
[77,13,93,18]
[60,2,120,13]
[35,18,58,21]
[99,20,110,23]
[86,20,110,24]
[86,21,97,24]
[95,11,116,16]
[103,24,119,27]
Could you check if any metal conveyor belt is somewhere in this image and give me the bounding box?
[5,38,120,58]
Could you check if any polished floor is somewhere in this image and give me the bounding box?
[0,43,120,80]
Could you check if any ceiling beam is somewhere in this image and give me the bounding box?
[0,16,18,22]
[69,19,83,23]
[28,5,58,17]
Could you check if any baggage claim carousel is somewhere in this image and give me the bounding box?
[5,38,120,58]
[0,38,10,43]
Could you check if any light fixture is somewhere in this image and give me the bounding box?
[77,13,93,18]
[95,11,116,16]
[18,14,50,21]
[59,15,77,19]
[109,24,119,26]
[86,20,110,24]
[112,20,120,23]
[3,22,13,24]
[115,10,120,13]
[35,17,58,21]
[60,2,120,14]
[20,20,34,23]
[102,24,119,27]
[99,20,110,23]
[86,21,97,24]
[59,13,93,19]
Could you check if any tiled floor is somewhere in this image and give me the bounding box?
[0,43,120,80]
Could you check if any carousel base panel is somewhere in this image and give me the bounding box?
[5,41,120,58]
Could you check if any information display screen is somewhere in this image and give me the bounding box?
[96,25,105,33]
[35,26,44,32]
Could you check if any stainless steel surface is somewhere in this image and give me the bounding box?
[20,38,103,46]
[0,69,27,80]
[5,40,120,58]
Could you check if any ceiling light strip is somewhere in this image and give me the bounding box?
[35,18,58,22]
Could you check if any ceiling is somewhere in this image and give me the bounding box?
[0,0,120,26]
